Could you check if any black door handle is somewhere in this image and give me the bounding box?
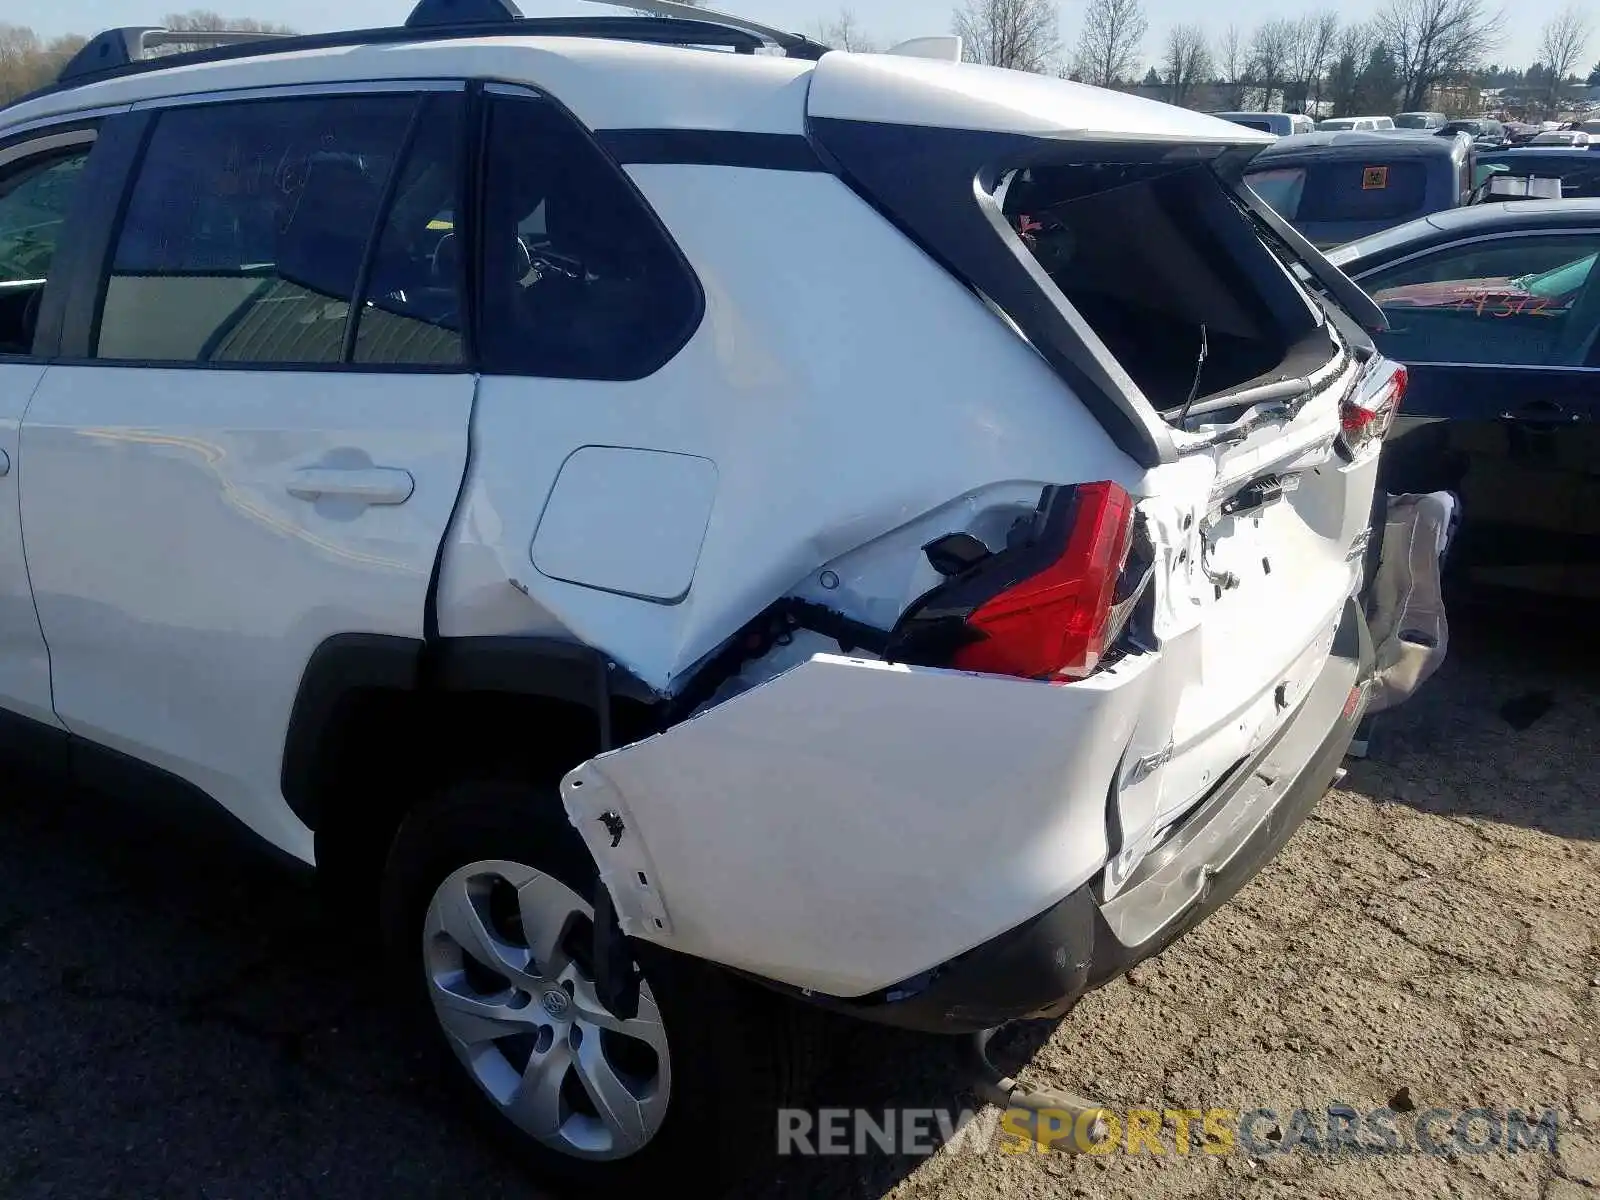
[1500,399,1579,424]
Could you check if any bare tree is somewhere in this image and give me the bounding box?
[162,11,295,32]
[815,8,878,51]
[1162,24,1211,108]
[160,11,295,54]
[1284,14,1333,111]
[1249,19,1296,111]
[1326,21,1375,115]
[0,24,42,98]
[0,23,66,102]
[1537,6,1591,108]
[1218,24,1249,107]
[1306,12,1340,111]
[952,0,1061,72]
[1374,0,1504,111]
[1073,0,1147,87]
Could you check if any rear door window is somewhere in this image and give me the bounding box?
[476,90,701,380]
[95,94,439,365]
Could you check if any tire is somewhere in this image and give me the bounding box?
[380,779,818,1194]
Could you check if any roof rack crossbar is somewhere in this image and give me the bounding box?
[55,26,292,87]
[616,0,826,56]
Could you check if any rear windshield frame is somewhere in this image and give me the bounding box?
[996,158,1326,422]
[805,118,1355,462]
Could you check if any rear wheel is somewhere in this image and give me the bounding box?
[380,780,817,1191]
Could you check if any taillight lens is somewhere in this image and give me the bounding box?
[1340,363,1406,453]
[886,482,1137,682]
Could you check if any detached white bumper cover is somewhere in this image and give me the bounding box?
[561,652,1160,998]
[1365,491,1458,715]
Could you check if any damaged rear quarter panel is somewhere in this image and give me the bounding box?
[560,651,1157,998]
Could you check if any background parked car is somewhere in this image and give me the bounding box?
[1318,115,1395,131]
[1325,201,1600,603]
[1394,111,1447,130]
[1209,111,1314,137]
[1244,130,1474,247]
[1439,117,1507,147]
[1474,147,1600,198]
[1531,130,1592,147]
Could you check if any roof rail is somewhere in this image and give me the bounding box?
[56,26,292,86]
[39,0,828,96]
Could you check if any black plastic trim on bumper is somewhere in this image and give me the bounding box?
[789,596,1373,1035]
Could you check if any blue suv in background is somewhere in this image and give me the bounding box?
[1244,130,1475,249]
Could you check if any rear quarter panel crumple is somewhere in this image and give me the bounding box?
[434,163,1140,686]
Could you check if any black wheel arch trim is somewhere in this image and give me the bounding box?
[281,633,641,831]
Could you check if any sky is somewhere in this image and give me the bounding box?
[11,0,1578,79]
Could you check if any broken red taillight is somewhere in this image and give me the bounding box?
[885,482,1139,682]
[951,483,1134,680]
[1340,362,1406,454]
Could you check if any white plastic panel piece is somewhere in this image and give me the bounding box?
[561,651,1157,998]
[884,36,963,62]
[531,446,717,604]
[561,767,674,937]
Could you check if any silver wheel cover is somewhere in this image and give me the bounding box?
[422,860,671,1161]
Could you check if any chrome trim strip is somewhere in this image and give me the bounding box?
[0,127,98,172]
[482,81,546,99]
[129,78,465,110]
[0,105,130,142]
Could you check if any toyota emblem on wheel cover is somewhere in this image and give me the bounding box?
[541,989,570,1018]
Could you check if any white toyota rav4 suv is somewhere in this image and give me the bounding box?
[0,0,1416,1188]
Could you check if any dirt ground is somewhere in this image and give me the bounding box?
[0,609,1595,1200]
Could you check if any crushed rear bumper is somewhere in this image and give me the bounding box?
[800,594,1373,1034]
